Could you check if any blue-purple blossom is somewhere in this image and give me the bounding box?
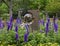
[47,17,50,23]
[41,19,44,26]
[7,16,13,31]
[0,19,4,29]
[45,22,49,35]
[54,23,58,33]
[16,18,22,24]
[8,16,13,30]
[15,33,19,41]
[45,16,50,35]
[25,24,29,33]
[15,25,18,32]
[7,21,13,31]
[0,23,4,29]
[10,16,13,22]
[53,16,58,33]
[7,24,10,31]
[24,33,29,42]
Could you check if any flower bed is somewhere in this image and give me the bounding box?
[0,16,60,46]
[0,30,60,46]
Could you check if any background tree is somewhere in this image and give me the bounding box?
[45,0,60,17]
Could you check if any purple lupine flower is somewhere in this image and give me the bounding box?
[45,16,50,35]
[24,33,29,42]
[0,19,4,29]
[7,22,10,31]
[54,23,58,33]
[9,22,13,30]
[25,24,29,33]
[7,16,13,31]
[53,16,58,33]
[0,19,2,27]
[46,16,50,24]
[10,24,13,30]
[15,25,18,32]
[1,23,4,29]
[45,22,49,35]
[41,19,45,26]
[7,23,10,31]
[7,21,13,31]
[16,18,22,24]
[0,23,4,29]
[10,16,13,22]
[15,33,19,41]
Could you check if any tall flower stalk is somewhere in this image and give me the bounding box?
[0,19,4,29]
[41,19,45,26]
[53,16,58,33]
[45,16,50,36]
[45,22,49,35]
[7,22,10,31]
[7,16,13,31]
[15,25,18,33]
[7,21,13,31]
[25,24,29,33]
[54,23,58,33]
[39,19,45,33]
[16,18,22,24]
[15,19,19,41]
[15,33,19,41]
[24,32,29,42]
[24,23,29,42]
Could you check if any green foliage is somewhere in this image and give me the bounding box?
[0,3,9,20]
[29,0,47,10]
[0,3,8,13]
[45,0,60,13]
[39,12,45,18]
[0,27,60,46]
[0,21,60,45]
[46,2,60,13]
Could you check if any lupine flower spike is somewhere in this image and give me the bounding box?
[25,24,29,33]
[24,33,29,42]
[45,16,50,36]
[45,22,49,36]
[0,19,4,29]
[16,18,22,24]
[53,16,58,33]
[7,21,12,31]
[15,25,18,33]
[41,19,44,26]
[15,33,19,41]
